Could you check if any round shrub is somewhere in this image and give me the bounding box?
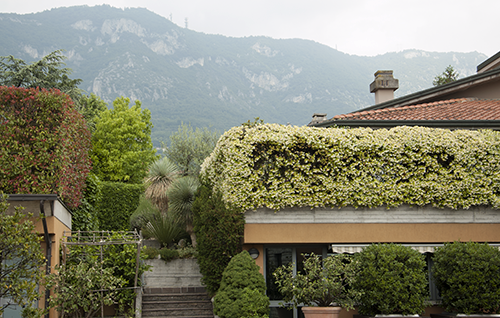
[213,251,269,318]
[354,244,427,316]
[159,248,179,261]
[142,246,160,259]
[432,241,500,314]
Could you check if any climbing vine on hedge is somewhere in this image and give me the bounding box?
[201,124,500,211]
[0,86,91,208]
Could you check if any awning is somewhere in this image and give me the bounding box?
[330,243,500,254]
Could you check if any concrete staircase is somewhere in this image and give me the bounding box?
[140,259,213,318]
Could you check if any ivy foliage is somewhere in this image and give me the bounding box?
[432,241,500,314]
[0,194,45,316]
[91,96,158,183]
[192,182,245,295]
[354,244,428,316]
[0,86,91,208]
[213,251,269,318]
[96,181,144,231]
[201,124,500,211]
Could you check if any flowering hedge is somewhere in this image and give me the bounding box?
[201,124,500,211]
[0,86,91,208]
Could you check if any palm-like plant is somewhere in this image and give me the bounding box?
[144,157,179,213]
[130,196,183,246]
[167,176,200,247]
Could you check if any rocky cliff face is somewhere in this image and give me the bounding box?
[0,5,487,144]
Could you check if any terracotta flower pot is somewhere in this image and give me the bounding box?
[302,306,342,318]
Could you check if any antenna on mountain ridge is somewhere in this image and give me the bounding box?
[185,17,188,29]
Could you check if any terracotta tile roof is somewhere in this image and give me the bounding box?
[332,98,500,121]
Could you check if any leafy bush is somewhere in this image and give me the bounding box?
[0,86,91,208]
[46,261,125,318]
[274,253,359,308]
[96,181,143,230]
[213,251,269,318]
[201,124,500,211]
[177,244,198,258]
[142,246,160,259]
[72,173,101,231]
[354,244,428,316]
[0,194,45,317]
[432,241,500,314]
[193,182,245,295]
[159,248,179,261]
[65,232,150,317]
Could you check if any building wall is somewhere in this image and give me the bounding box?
[244,205,500,244]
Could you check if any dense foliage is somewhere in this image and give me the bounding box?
[192,182,245,295]
[46,261,125,318]
[72,173,101,231]
[273,253,359,308]
[0,194,45,316]
[91,96,158,183]
[354,244,428,316]
[61,232,149,318]
[0,50,82,101]
[202,124,500,211]
[96,181,143,230]
[163,123,220,176]
[433,65,459,86]
[432,241,500,314]
[0,86,91,208]
[213,251,269,318]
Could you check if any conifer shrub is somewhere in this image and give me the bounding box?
[213,251,269,318]
[354,244,427,316]
[432,241,500,314]
[193,182,245,295]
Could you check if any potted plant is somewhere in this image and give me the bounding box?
[273,252,360,318]
[431,241,500,316]
[353,244,428,317]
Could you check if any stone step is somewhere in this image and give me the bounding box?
[143,299,212,310]
[142,306,213,317]
[143,293,211,302]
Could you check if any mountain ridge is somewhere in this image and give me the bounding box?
[0,5,487,144]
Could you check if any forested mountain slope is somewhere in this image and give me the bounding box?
[0,5,487,144]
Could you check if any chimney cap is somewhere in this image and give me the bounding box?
[370,70,399,93]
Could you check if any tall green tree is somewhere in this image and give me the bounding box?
[163,123,220,176]
[76,93,108,134]
[91,96,158,183]
[0,194,45,316]
[0,50,82,102]
[433,65,459,86]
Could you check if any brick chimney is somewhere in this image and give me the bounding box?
[370,70,399,104]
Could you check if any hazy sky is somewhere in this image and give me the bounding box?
[1,0,498,57]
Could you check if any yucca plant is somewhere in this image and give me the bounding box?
[168,176,200,247]
[144,157,179,213]
[130,196,183,247]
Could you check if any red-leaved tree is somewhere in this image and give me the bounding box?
[0,86,91,208]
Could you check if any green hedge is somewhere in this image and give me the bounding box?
[201,124,500,211]
[354,244,428,316]
[193,182,245,295]
[96,182,144,231]
[433,241,500,314]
